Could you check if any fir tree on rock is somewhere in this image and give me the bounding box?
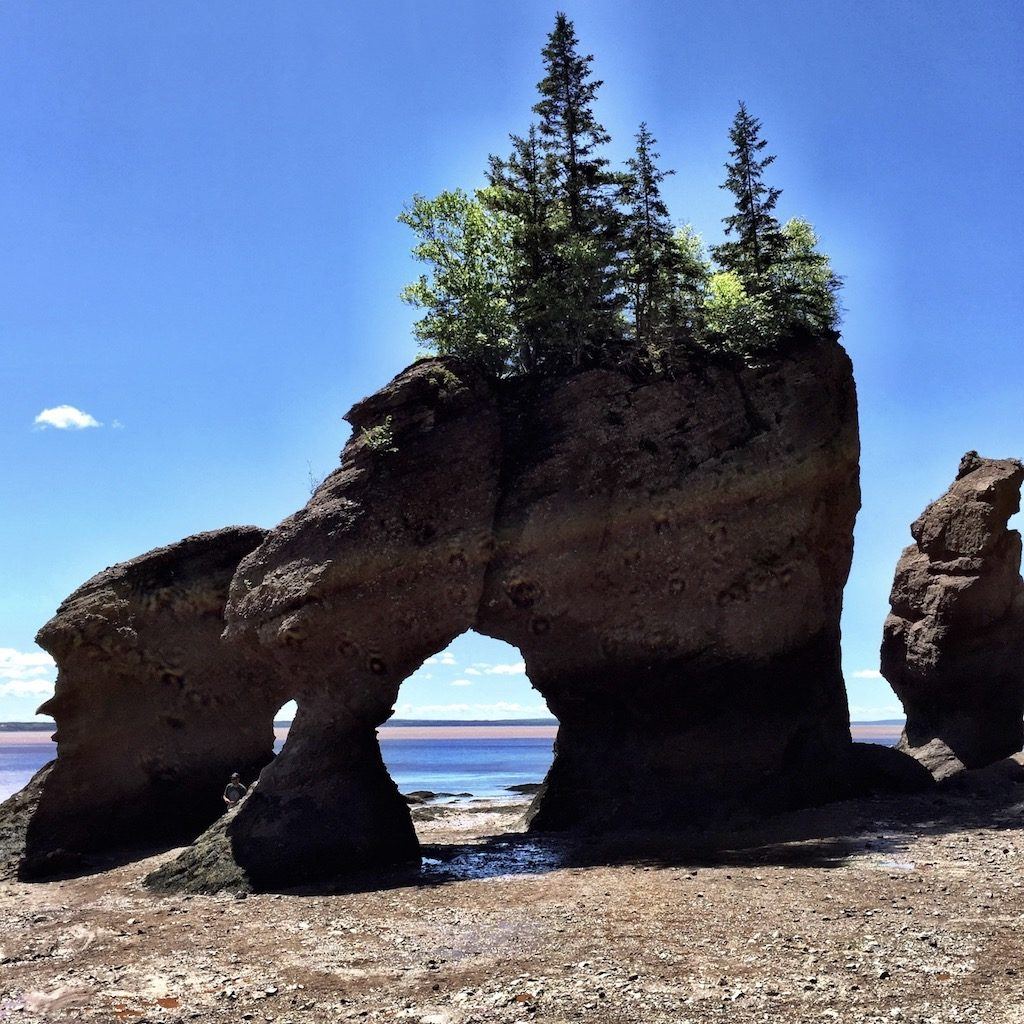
[531,11,625,367]
[620,123,678,354]
[712,101,787,292]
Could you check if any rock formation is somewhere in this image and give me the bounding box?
[0,527,290,878]
[881,452,1024,779]
[150,335,861,893]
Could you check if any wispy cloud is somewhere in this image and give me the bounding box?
[463,667,482,676]
[849,669,883,679]
[393,700,549,719]
[424,652,457,667]
[471,661,526,676]
[0,648,56,698]
[450,678,474,687]
[33,405,102,430]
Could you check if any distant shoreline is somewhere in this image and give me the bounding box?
[2,718,907,732]
[2,718,906,747]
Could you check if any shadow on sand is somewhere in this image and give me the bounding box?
[270,756,1024,897]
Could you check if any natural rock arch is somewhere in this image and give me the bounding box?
[150,336,862,893]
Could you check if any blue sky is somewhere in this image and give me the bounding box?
[1,1,1021,722]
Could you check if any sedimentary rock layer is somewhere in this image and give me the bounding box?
[3,527,288,878]
[153,335,861,892]
[881,452,1024,778]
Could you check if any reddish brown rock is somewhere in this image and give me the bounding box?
[881,452,1024,778]
[3,527,289,878]
[152,335,861,893]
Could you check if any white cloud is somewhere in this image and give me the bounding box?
[849,668,883,679]
[472,661,526,676]
[393,700,550,719]
[450,678,474,687]
[463,667,482,676]
[0,648,56,699]
[33,405,101,430]
[424,652,457,667]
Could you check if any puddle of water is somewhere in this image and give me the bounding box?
[876,859,916,871]
[418,840,566,882]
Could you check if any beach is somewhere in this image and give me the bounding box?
[2,759,1024,1023]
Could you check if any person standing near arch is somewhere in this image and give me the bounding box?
[222,772,248,810]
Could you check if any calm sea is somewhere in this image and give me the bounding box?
[0,725,901,804]
[0,733,557,803]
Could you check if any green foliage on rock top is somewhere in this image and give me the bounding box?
[399,13,841,378]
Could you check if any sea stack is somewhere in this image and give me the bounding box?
[881,452,1024,779]
[0,527,290,878]
[150,332,861,893]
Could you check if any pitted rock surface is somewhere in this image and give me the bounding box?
[154,336,861,892]
[881,452,1024,777]
[0,527,289,878]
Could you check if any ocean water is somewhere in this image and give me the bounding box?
[0,726,902,804]
[0,735,556,803]
[0,741,55,802]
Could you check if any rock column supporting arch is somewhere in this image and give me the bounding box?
[149,362,504,891]
[479,344,860,828]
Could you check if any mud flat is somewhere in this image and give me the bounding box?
[1,764,1024,1024]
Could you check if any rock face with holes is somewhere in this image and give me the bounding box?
[150,334,861,893]
[881,452,1024,779]
[0,527,289,878]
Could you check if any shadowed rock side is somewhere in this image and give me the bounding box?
[881,452,1024,779]
[0,763,52,881]
[479,345,860,831]
[152,335,861,893]
[1,527,288,879]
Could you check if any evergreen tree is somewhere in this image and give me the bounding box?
[712,102,787,291]
[667,224,710,339]
[620,123,677,351]
[486,125,562,374]
[531,12,625,366]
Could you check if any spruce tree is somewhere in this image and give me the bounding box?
[621,123,677,351]
[712,102,787,291]
[532,12,624,366]
[486,125,562,374]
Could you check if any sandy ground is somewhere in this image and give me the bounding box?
[3,769,1024,1024]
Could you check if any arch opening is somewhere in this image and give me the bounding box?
[380,631,555,845]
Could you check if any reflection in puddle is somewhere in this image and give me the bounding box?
[419,839,567,882]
